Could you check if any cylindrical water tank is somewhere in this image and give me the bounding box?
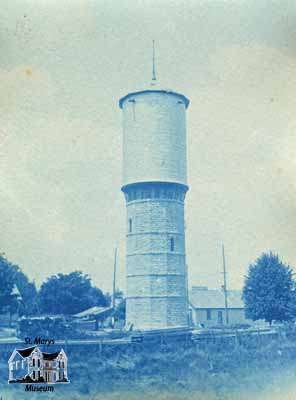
[119,89,190,188]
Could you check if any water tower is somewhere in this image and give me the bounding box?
[119,51,190,330]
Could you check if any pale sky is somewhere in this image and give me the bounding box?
[1,0,296,293]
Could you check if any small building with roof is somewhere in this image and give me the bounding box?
[73,306,114,330]
[8,346,68,384]
[0,284,23,328]
[189,286,253,327]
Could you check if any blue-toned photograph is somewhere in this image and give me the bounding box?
[0,1,296,399]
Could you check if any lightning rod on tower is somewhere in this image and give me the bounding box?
[151,40,157,85]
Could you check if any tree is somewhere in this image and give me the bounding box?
[0,253,37,316]
[38,271,109,315]
[242,252,296,324]
[0,255,18,314]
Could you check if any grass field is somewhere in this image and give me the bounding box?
[1,332,296,399]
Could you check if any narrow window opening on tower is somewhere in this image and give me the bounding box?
[129,218,132,233]
[170,237,174,252]
[206,309,212,320]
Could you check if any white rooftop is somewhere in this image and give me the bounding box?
[73,306,113,318]
[189,287,244,309]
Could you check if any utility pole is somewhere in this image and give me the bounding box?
[222,244,229,325]
[112,246,118,310]
[185,263,190,327]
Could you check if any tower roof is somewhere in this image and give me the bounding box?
[119,88,190,109]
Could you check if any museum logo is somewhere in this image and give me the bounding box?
[8,346,69,384]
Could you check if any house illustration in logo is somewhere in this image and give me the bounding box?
[8,346,69,384]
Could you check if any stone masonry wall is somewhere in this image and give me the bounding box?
[125,183,188,330]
